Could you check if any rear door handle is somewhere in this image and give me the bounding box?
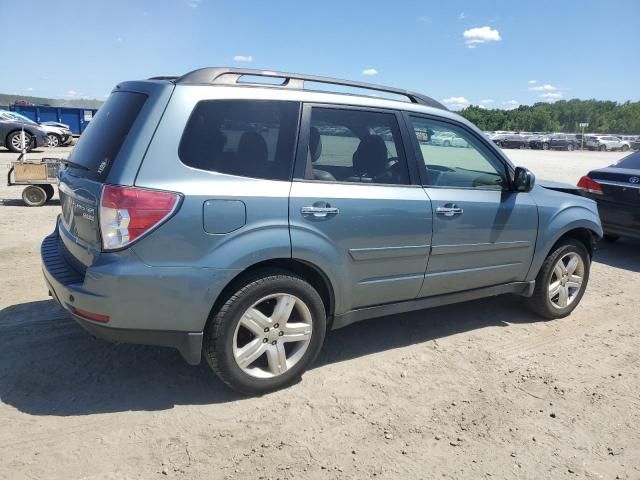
[301,206,340,217]
[435,205,463,217]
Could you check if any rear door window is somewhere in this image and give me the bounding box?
[179,100,300,181]
[65,91,147,181]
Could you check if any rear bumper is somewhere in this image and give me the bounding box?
[40,229,238,364]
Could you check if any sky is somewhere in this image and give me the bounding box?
[2,0,639,110]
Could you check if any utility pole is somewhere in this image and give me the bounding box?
[579,122,589,150]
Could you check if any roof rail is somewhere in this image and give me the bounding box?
[148,76,180,81]
[174,67,447,110]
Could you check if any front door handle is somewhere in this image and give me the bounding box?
[301,205,340,218]
[435,205,463,217]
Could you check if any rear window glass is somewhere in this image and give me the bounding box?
[179,100,300,181]
[614,151,640,169]
[66,91,147,181]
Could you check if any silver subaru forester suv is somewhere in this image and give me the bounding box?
[42,68,602,394]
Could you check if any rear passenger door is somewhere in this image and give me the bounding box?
[289,105,432,313]
[405,115,538,297]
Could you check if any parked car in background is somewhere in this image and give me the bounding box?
[496,134,528,149]
[630,137,640,150]
[0,110,49,152]
[41,67,602,394]
[430,131,468,147]
[586,135,630,151]
[577,150,640,241]
[2,111,73,148]
[529,134,552,150]
[549,134,578,151]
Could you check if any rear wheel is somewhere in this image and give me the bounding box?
[203,270,327,395]
[525,240,590,319]
[599,145,607,151]
[621,144,629,152]
[443,140,451,147]
[7,131,33,153]
[41,184,55,201]
[542,142,549,150]
[567,143,574,151]
[22,185,47,206]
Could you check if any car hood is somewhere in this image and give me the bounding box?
[537,179,582,194]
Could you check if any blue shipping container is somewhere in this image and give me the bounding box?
[9,105,98,135]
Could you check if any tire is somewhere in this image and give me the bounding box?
[47,133,61,148]
[603,234,620,242]
[7,131,33,153]
[41,184,55,201]
[525,239,590,319]
[22,185,47,206]
[443,140,451,147]
[542,143,549,150]
[621,144,629,152]
[599,145,606,152]
[203,270,327,395]
[567,143,574,151]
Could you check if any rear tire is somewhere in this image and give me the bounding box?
[203,270,327,395]
[599,145,606,152]
[567,143,574,151]
[22,185,47,206]
[621,144,629,152]
[542,143,549,150]
[41,184,55,201]
[7,131,33,153]
[525,239,590,320]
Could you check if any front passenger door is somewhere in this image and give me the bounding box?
[406,115,539,297]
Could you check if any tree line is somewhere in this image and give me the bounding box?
[459,99,640,134]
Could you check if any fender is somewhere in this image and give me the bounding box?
[526,204,602,281]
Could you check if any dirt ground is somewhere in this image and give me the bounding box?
[1,146,639,480]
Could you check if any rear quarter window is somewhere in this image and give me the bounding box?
[65,91,147,181]
[178,100,300,181]
[614,151,640,169]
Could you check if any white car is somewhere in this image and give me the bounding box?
[431,131,468,147]
[586,135,631,152]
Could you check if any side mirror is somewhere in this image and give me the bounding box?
[513,166,536,192]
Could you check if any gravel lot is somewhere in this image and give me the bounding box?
[0,146,638,479]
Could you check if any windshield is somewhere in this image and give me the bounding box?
[614,151,640,169]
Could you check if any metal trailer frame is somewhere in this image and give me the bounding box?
[7,155,63,206]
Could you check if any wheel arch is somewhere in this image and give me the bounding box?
[207,258,335,325]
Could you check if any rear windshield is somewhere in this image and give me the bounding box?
[178,100,300,181]
[65,91,147,181]
[614,151,640,169]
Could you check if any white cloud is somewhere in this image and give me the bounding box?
[463,26,501,48]
[25,87,34,92]
[442,96,470,109]
[530,83,557,91]
[458,12,466,20]
[116,37,123,43]
[188,0,201,8]
[416,15,431,23]
[362,68,378,76]
[540,92,563,100]
[143,11,150,16]
[479,99,495,105]
[64,90,80,99]
[233,55,253,62]
[503,100,520,110]
[528,80,537,84]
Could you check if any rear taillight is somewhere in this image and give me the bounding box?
[100,184,180,250]
[577,176,603,195]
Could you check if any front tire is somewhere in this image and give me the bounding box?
[47,133,61,148]
[599,145,607,152]
[542,142,549,150]
[525,240,590,319]
[203,270,327,395]
[621,144,629,152]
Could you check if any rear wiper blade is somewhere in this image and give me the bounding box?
[60,159,90,171]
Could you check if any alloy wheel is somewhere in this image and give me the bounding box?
[11,132,31,151]
[548,252,584,309]
[232,293,313,378]
[47,134,59,148]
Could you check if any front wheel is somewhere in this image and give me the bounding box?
[47,133,61,148]
[621,144,629,152]
[567,143,574,151]
[203,270,327,395]
[525,240,590,319]
[599,145,607,151]
[542,143,549,150]
[22,185,47,206]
